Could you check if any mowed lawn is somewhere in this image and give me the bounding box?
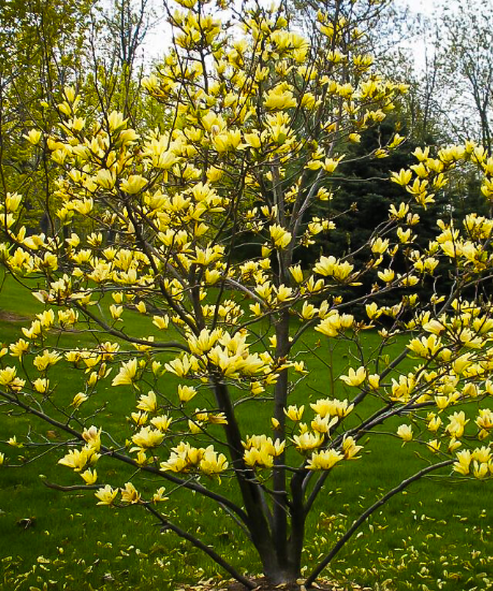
[0,274,493,591]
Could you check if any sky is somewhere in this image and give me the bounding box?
[142,0,454,68]
[403,0,435,14]
[395,0,452,70]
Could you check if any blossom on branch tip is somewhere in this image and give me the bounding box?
[397,424,413,442]
[340,367,366,387]
[121,482,141,504]
[292,431,324,453]
[95,485,118,506]
[112,359,138,386]
[306,449,344,470]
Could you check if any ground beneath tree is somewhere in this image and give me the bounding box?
[176,577,372,591]
[0,310,30,322]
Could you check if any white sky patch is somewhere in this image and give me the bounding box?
[403,0,437,15]
[142,0,274,66]
[142,0,460,71]
[393,0,454,71]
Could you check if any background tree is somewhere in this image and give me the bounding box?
[438,0,493,151]
[87,0,162,124]
[396,0,493,150]
[0,0,93,234]
[0,0,162,240]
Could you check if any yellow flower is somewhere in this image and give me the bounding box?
[284,405,304,421]
[453,449,471,475]
[109,304,123,320]
[342,436,363,459]
[340,367,366,387]
[472,446,491,463]
[311,414,338,434]
[289,265,304,283]
[187,328,222,356]
[300,302,317,320]
[58,448,99,472]
[390,169,412,186]
[426,439,441,453]
[269,224,292,249]
[397,227,412,243]
[152,361,162,376]
[390,375,414,402]
[82,426,102,451]
[427,414,442,433]
[9,339,30,359]
[120,175,147,194]
[152,487,169,503]
[199,446,229,475]
[160,442,204,473]
[371,237,390,255]
[150,415,172,431]
[264,85,297,110]
[96,169,116,189]
[307,449,344,470]
[33,350,61,371]
[0,367,25,391]
[473,461,489,479]
[121,482,141,504]
[476,408,493,432]
[36,310,55,328]
[377,269,395,283]
[81,468,98,485]
[445,411,469,439]
[407,334,441,358]
[244,447,274,469]
[322,157,342,173]
[137,390,158,413]
[276,284,293,302]
[244,132,261,149]
[292,431,324,452]
[5,192,22,213]
[107,110,127,132]
[131,411,148,426]
[8,436,22,447]
[25,128,42,145]
[152,315,169,330]
[131,426,165,450]
[165,355,193,377]
[310,398,353,418]
[313,255,353,280]
[135,301,146,314]
[71,392,88,408]
[250,302,262,316]
[112,358,138,386]
[315,311,354,337]
[397,424,413,442]
[95,485,118,505]
[294,361,308,374]
[33,378,49,393]
[178,384,197,403]
[250,381,265,395]
[448,437,461,453]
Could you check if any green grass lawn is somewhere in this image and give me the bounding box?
[1,274,493,591]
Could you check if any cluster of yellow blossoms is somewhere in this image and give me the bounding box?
[3,0,493,529]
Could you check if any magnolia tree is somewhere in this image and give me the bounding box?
[2,0,493,588]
